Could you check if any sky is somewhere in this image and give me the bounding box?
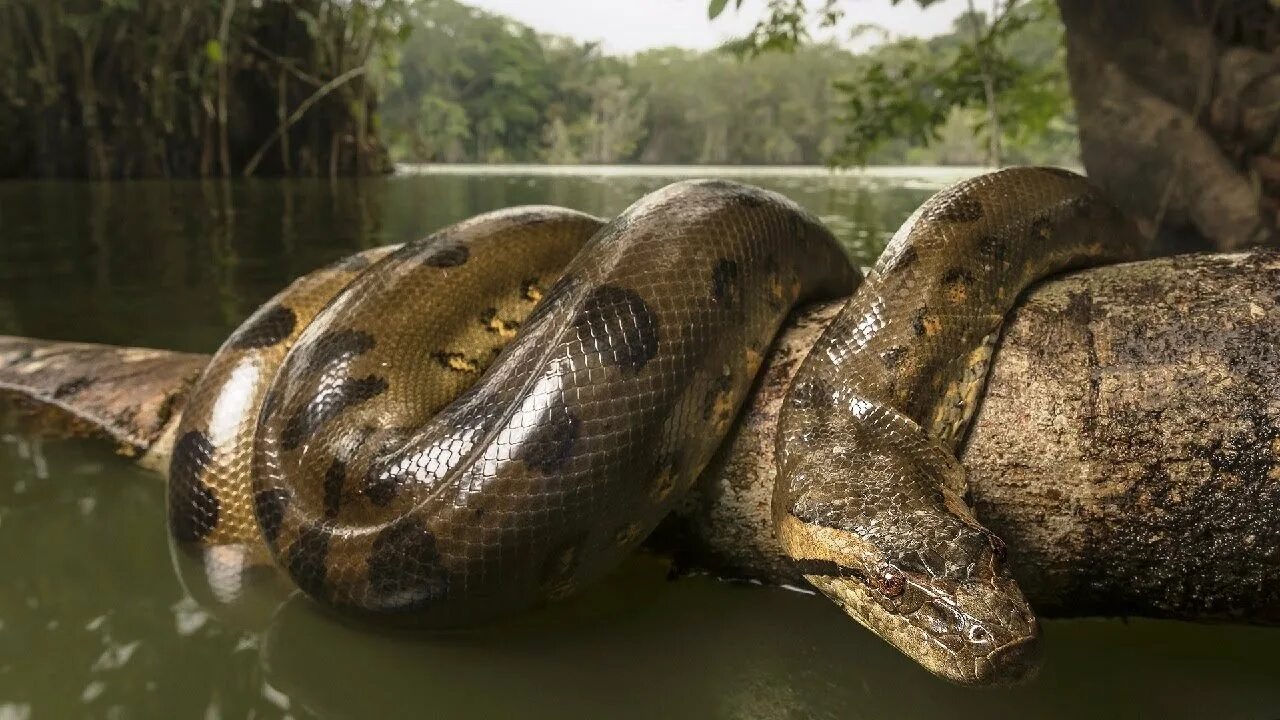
[460,0,970,55]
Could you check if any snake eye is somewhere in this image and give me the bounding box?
[878,568,905,598]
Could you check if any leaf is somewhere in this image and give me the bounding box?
[708,0,730,20]
[204,40,224,65]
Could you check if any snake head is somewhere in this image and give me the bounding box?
[777,506,1040,686]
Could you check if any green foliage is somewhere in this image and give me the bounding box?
[383,0,1073,167]
[383,1,649,163]
[710,0,1075,167]
[0,0,412,178]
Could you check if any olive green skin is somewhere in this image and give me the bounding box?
[775,167,1147,685]
[169,206,605,603]
[171,180,855,626]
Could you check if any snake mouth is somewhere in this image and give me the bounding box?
[973,635,1041,686]
[803,568,1041,687]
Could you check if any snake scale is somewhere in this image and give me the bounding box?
[168,169,1144,685]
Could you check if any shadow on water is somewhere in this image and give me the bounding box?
[1,168,1278,718]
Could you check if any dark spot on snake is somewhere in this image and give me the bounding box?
[1067,193,1094,218]
[931,193,984,223]
[942,267,973,286]
[168,430,219,543]
[301,328,376,376]
[977,235,1001,256]
[53,376,94,399]
[711,259,740,308]
[520,278,543,302]
[1029,217,1053,242]
[881,245,919,274]
[287,523,332,599]
[574,285,659,371]
[281,375,389,450]
[516,398,580,473]
[227,304,297,350]
[480,307,520,336]
[361,469,399,506]
[254,487,290,545]
[368,518,443,609]
[881,346,909,370]
[323,459,346,518]
[912,311,927,336]
[421,237,469,267]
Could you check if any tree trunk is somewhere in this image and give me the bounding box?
[1057,0,1279,252]
[3,252,1280,621]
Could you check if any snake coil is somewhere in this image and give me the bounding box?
[169,170,1143,685]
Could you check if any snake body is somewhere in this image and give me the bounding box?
[169,170,1142,684]
[171,181,854,623]
[774,167,1145,684]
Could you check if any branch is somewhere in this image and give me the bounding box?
[3,252,1279,621]
[241,64,368,177]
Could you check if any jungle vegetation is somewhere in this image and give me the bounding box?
[382,0,1076,166]
[0,0,410,179]
[0,0,1075,177]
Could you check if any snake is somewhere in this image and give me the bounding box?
[167,169,1143,685]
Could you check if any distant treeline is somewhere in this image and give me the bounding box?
[0,0,1076,179]
[382,0,1078,166]
[0,0,407,179]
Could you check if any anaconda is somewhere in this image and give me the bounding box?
[170,181,855,623]
[168,170,1143,685]
[775,167,1145,684]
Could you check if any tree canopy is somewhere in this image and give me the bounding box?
[381,0,1077,166]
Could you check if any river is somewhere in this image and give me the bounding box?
[0,166,1276,718]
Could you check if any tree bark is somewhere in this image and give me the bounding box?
[1057,0,1279,252]
[2,252,1280,621]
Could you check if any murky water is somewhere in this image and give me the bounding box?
[1,167,1277,719]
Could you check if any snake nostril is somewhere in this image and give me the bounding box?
[968,625,991,644]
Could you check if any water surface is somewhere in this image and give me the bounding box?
[1,166,1277,719]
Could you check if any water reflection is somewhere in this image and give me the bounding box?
[0,168,933,354]
[3,432,1280,719]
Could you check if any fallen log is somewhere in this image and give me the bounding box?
[2,251,1278,622]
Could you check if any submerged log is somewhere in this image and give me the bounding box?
[0,339,207,470]
[2,251,1279,621]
